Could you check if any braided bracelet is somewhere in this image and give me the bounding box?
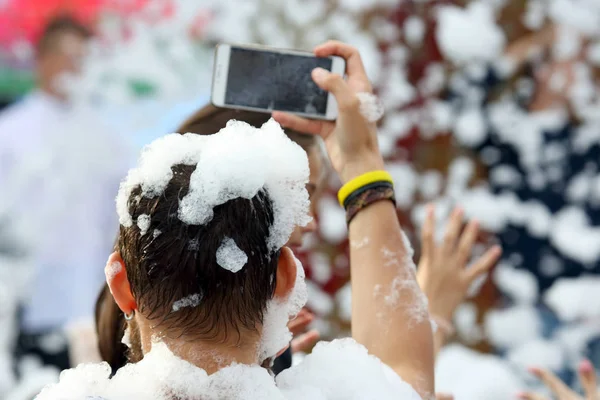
[345,184,396,224]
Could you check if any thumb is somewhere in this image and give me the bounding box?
[311,68,357,111]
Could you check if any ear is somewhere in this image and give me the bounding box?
[105,252,137,315]
[274,247,297,300]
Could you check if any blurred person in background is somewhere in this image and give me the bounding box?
[0,15,128,375]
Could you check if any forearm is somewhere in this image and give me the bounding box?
[348,200,434,395]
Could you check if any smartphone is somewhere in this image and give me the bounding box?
[211,43,346,121]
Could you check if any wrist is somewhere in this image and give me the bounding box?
[340,155,385,183]
[431,314,455,337]
[426,300,455,323]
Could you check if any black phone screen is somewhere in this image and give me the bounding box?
[225,47,333,115]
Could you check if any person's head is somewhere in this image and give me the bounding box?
[104,115,310,372]
[35,15,92,98]
[96,105,326,370]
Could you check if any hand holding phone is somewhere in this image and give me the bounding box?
[272,41,384,184]
[211,44,346,121]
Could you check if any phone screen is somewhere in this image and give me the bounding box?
[225,47,333,116]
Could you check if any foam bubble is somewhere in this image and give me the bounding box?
[137,214,151,236]
[172,293,203,312]
[356,92,385,122]
[277,338,421,399]
[122,327,132,349]
[485,305,542,348]
[216,237,248,273]
[435,2,506,65]
[104,262,122,281]
[544,275,600,321]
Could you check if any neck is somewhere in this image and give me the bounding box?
[139,323,261,374]
[163,337,260,374]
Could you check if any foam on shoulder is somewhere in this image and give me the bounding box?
[277,338,421,400]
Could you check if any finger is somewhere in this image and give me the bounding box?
[435,393,454,400]
[288,312,314,335]
[441,207,464,258]
[311,68,359,112]
[313,41,370,87]
[516,392,549,400]
[291,330,320,353]
[529,367,575,398]
[420,204,436,264]
[272,111,329,138]
[577,359,598,400]
[465,245,502,283]
[455,220,480,268]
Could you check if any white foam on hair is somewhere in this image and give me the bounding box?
[258,254,308,363]
[172,293,203,312]
[216,237,248,273]
[115,119,311,252]
[152,229,162,239]
[137,214,151,236]
[104,262,122,281]
[356,92,385,122]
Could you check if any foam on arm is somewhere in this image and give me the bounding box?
[347,200,435,397]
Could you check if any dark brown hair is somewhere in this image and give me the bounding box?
[118,171,278,340]
[95,105,315,369]
[37,15,92,56]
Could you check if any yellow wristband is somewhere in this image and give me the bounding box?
[337,170,394,207]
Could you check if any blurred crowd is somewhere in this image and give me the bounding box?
[1,0,600,399]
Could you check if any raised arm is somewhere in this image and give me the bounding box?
[274,41,434,397]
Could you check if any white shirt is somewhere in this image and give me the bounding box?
[0,91,130,332]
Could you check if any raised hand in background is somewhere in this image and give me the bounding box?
[518,361,598,400]
[417,205,502,355]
